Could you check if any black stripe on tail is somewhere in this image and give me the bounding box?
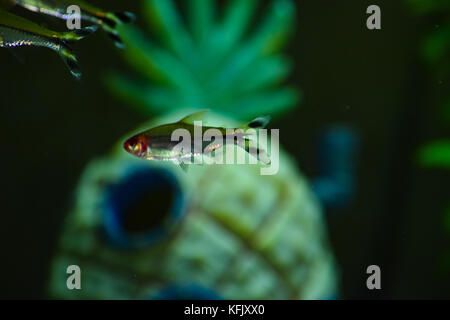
[243,138,271,165]
[106,31,125,49]
[248,116,271,129]
[66,58,82,80]
[102,17,116,28]
[73,25,98,38]
[99,12,135,49]
[115,11,136,24]
[59,45,82,80]
[102,11,136,28]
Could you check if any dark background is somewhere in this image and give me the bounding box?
[0,0,449,299]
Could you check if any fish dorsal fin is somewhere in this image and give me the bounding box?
[179,110,209,125]
[247,116,271,129]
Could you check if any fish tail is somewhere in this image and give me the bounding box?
[54,26,97,79]
[231,116,271,164]
[101,11,136,27]
[103,27,125,49]
[230,115,271,144]
[111,11,136,24]
[230,133,270,165]
[60,25,98,42]
[243,139,271,165]
[58,45,82,80]
[98,11,136,49]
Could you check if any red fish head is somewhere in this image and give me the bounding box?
[124,135,149,158]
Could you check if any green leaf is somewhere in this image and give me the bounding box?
[110,0,299,118]
[238,56,292,92]
[144,0,197,65]
[210,55,292,101]
[219,87,301,119]
[211,0,295,91]
[119,25,202,97]
[106,74,186,114]
[418,141,450,168]
[213,0,258,56]
[188,0,215,46]
[252,0,296,55]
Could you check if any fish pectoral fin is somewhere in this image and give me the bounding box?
[179,109,210,125]
[178,162,189,173]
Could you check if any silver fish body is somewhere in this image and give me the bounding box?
[124,111,271,169]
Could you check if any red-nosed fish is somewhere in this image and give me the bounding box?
[123,111,271,171]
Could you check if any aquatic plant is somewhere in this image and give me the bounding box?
[408,1,450,238]
[107,0,301,120]
[412,0,450,178]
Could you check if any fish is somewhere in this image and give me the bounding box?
[0,9,97,79]
[9,0,135,48]
[123,111,271,171]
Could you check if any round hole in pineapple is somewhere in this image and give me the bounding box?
[101,165,185,249]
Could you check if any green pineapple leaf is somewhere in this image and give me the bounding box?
[106,0,300,120]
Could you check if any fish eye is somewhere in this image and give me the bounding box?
[124,137,149,157]
[124,137,138,152]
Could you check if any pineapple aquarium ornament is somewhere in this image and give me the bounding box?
[48,0,339,299]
